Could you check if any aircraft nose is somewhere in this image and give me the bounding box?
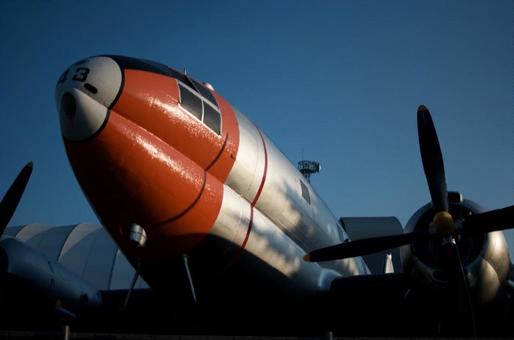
[55,57,123,141]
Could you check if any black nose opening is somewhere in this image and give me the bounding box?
[61,92,76,120]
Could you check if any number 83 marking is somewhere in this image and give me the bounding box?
[57,67,90,85]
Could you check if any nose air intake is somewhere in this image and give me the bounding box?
[60,92,77,120]
[55,56,122,141]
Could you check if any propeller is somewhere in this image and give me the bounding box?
[305,105,514,336]
[305,231,427,262]
[417,106,475,335]
[443,237,476,337]
[462,205,514,235]
[417,105,448,213]
[0,162,33,234]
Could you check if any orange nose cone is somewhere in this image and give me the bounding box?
[64,110,223,262]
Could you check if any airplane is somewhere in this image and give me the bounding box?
[0,55,513,337]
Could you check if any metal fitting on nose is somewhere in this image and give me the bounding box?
[129,223,147,248]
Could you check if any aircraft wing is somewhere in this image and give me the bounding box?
[3,223,148,291]
[0,223,151,330]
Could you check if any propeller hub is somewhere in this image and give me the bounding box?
[432,211,455,236]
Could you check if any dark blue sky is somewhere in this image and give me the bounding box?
[1,1,512,251]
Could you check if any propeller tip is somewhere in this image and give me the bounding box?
[303,254,311,262]
[418,105,428,113]
[26,162,34,169]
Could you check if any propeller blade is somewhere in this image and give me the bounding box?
[305,232,425,262]
[0,162,33,234]
[442,238,476,337]
[461,205,514,234]
[417,105,449,212]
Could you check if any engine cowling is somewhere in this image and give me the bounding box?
[401,192,510,304]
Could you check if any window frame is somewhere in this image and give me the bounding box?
[178,83,203,120]
[178,81,222,136]
[191,78,218,108]
[202,100,222,135]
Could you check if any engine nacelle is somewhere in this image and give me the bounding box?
[0,237,102,312]
[401,192,510,305]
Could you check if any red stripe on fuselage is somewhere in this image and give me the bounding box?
[251,129,268,206]
[219,127,268,275]
[240,128,268,250]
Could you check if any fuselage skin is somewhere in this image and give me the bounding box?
[55,56,367,304]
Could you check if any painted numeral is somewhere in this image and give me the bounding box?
[57,69,69,84]
[72,68,90,82]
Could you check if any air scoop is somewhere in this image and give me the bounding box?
[55,56,122,141]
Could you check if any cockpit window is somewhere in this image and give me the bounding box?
[179,82,222,135]
[179,84,202,120]
[191,79,217,107]
[203,103,221,134]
